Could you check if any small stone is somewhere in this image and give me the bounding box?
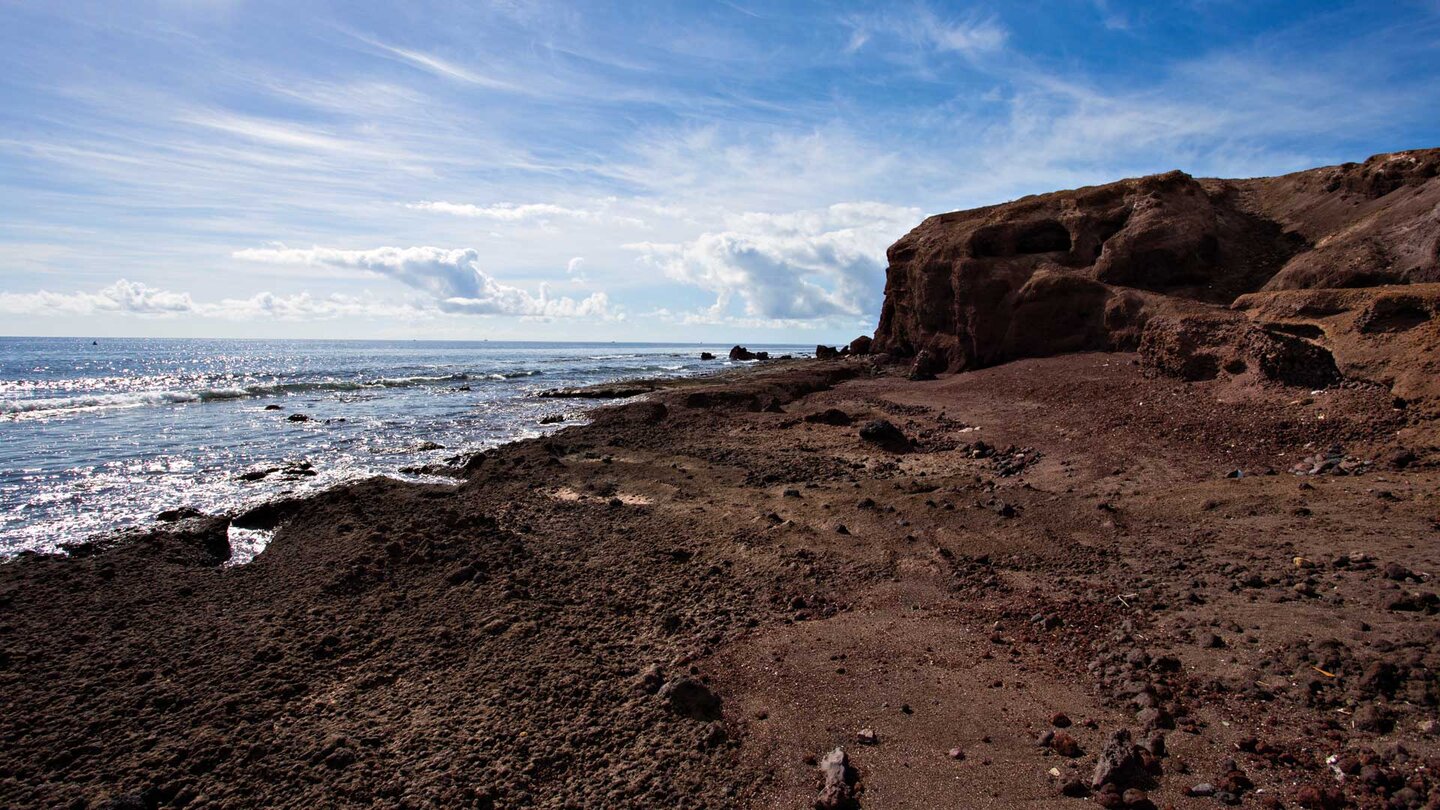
[856,728,878,745]
[947,747,965,760]
[1050,712,1072,728]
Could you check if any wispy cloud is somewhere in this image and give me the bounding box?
[405,201,593,221]
[353,34,521,92]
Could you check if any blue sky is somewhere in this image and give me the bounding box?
[1,0,1437,342]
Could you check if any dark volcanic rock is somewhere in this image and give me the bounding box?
[858,419,909,451]
[804,408,853,426]
[849,335,873,355]
[659,678,723,721]
[729,345,757,361]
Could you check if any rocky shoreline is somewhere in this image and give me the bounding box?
[3,148,1439,809]
[0,351,1436,809]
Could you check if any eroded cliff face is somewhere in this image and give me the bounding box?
[871,148,1440,408]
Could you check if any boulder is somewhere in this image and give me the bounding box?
[858,419,910,451]
[729,345,757,361]
[816,345,841,360]
[849,335,873,355]
[700,351,715,360]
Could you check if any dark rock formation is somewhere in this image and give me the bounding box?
[729,346,757,361]
[849,335,873,355]
[872,148,1440,409]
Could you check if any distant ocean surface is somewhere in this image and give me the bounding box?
[0,337,803,558]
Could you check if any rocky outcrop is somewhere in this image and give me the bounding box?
[872,148,1440,408]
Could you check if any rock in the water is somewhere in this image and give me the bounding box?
[814,747,859,810]
[729,345,757,361]
[287,413,310,422]
[700,351,715,360]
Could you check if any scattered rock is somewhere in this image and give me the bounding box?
[814,747,860,810]
[287,413,311,422]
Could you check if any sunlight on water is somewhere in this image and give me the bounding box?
[0,338,802,556]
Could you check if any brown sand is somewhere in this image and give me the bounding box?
[1,354,1436,809]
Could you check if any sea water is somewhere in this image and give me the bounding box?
[0,337,801,557]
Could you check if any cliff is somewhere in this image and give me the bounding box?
[872,149,1440,408]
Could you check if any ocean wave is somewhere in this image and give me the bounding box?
[0,371,544,416]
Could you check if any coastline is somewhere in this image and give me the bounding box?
[1,352,1437,808]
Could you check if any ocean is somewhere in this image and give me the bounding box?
[0,337,802,559]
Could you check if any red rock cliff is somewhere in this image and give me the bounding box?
[871,149,1440,408]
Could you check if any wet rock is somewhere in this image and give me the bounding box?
[728,345,757,361]
[539,414,565,425]
[287,413,310,422]
[659,678,722,721]
[858,420,910,451]
[700,351,716,360]
[263,404,283,411]
[814,747,859,810]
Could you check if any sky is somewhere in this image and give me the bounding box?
[1,1,1438,343]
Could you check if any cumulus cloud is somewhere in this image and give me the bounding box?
[0,280,419,321]
[0,280,196,317]
[233,245,612,318]
[626,202,920,321]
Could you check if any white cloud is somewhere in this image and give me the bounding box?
[844,6,1008,57]
[0,280,196,317]
[626,202,920,320]
[405,201,591,221]
[232,245,613,319]
[0,280,420,321]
